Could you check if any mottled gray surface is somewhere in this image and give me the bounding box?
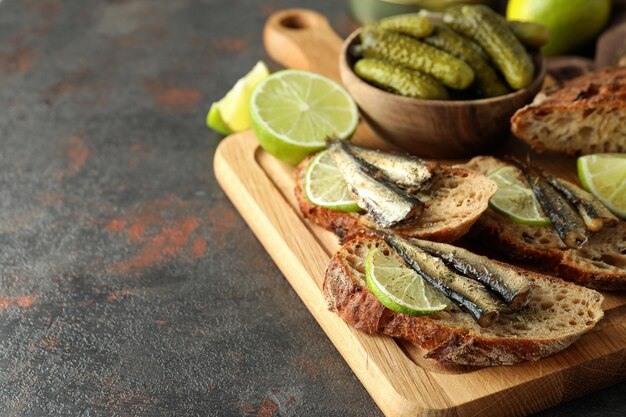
[0,0,624,416]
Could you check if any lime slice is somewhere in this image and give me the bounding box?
[304,150,361,212]
[207,61,269,134]
[365,247,449,316]
[488,166,551,226]
[578,153,626,219]
[250,70,359,165]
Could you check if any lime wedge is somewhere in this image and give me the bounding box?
[578,153,626,219]
[207,61,269,134]
[365,247,449,316]
[304,150,360,212]
[207,103,232,135]
[488,166,551,226]
[250,70,359,165]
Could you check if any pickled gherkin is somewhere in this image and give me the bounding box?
[360,28,475,90]
[354,58,449,100]
[443,5,534,90]
[422,24,510,98]
[377,14,434,39]
[507,20,550,49]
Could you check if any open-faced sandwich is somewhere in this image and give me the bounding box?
[324,235,604,366]
[460,156,626,291]
[295,139,497,243]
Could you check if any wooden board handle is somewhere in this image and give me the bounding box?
[264,9,344,83]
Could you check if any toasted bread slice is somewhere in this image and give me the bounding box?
[295,153,497,243]
[324,236,604,366]
[511,66,626,156]
[460,156,626,291]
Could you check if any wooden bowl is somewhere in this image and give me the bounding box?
[340,29,546,158]
[263,8,546,158]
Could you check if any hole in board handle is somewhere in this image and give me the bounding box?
[280,14,309,30]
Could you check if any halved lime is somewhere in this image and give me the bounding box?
[304,150,361,212]
[207,61,269,134]
[365,247,449,316]
[488,166,551,226]
[578,154,626,219]
[250,70,359,165]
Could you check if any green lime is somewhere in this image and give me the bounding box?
[304,150,361,212]
[365,247,449,316]
[207,103,232,135]
[206,61,269,134]
[250,70,359,165]
[506,0,611,56]
[578,154,626,220]
[488,166,551,226]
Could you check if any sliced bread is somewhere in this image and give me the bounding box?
[460,156,626,291]
[510,66,626,155]
[294,153,497,243]
[324,236,604,366]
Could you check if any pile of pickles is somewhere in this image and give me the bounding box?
[351,4,549,100]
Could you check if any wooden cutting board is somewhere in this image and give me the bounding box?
[214,9,626,417]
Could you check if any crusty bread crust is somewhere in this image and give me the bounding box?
[295,153,497,243]
[324,236,604,366]
[511,66,626,155]
[460,156,626,291]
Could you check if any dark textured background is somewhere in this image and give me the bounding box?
[0,0,624,416]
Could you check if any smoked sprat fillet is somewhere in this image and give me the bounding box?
[324,236,604,366]
[326,139,424,228]
[509,157,588,249]
[347,142,433,191]
[511,66,626,155]
[544,176,618,232]
[382,233,503,328]
[410,239,532,309]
